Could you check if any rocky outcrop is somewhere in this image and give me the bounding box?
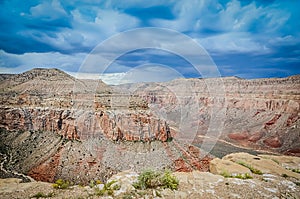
[0,108,80,140]
[97,111,173,142]
[222,152,300,179]
[0,108,173,142]
[209,158,251,177]
[258,154,300,170]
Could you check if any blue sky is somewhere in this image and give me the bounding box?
[0,0,299,83]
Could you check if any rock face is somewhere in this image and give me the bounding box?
[121,75,300,156]
[0,108,172,142]
[0,68,172,143]
[0,68,300,184]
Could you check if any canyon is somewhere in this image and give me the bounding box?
[0,68,299,186]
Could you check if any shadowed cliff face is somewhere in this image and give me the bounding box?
[0,68,299,183]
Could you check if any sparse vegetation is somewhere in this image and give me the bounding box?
[52,179,70,189]
[89,179,101,188]
[281,174,288,178]
[31,192,54,198]
[133,169,179,190]
[291,169,300,174]
[271,159,279,164]
[237,161,263,175]
[94,180,120,196]
[89,180,102,188]
[220,171,231,178]
[155,190,162,197]
[160,170,179,189]
[220,171,252,179]
[89,180,95,188]
[122,192,135,199]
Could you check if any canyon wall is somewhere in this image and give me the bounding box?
[0,68,299,184]
[0,69,208,183]
[121,76,300,156]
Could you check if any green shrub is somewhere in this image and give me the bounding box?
[31,192,54,198]
[89,179,102,188]
[122,194,134,199]
[133,169,179,190]
[235,173,252,179]
[89,180,95,188]
[281,173,288,178]
[52,179,70,189]
[160,170,179,190]
[237,161,263,175]
[220,171,231,178]
[292,169,300,174]
[133,170,161,190]
[221,171,252,179]
[271,159,279,164]
[95,180,120,196]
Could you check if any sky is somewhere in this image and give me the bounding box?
[0,0,299,84]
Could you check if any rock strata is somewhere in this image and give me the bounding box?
[0,68,299,185]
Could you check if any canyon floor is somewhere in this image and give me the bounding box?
[0,68,299,198]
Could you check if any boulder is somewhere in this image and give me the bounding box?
[223,152,300,179]
[209,158,251,177]
[106,170,139,196]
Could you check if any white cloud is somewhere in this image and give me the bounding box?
[0,50,86,74]
[67,63,184,85]
[151,0,290,54]
[151,0,221,32]
[22,2,141,54]
[67,8,140,50]
[152,0,289,33]
[66,71,126,85]
[198,32,270,54]
[119,64,183,84]
[100,0,176,9]
[30,0,68,20]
